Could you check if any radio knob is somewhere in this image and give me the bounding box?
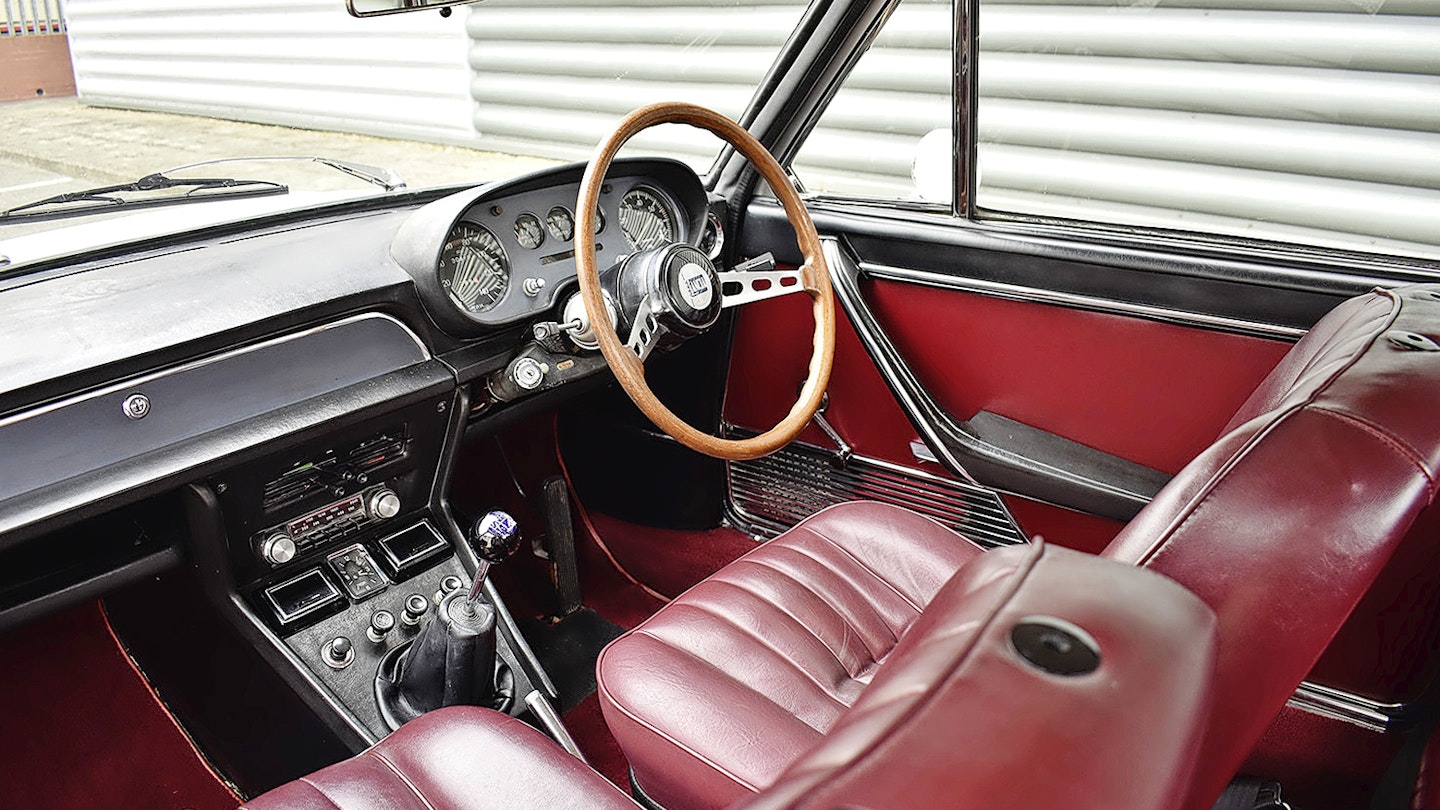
[368,488,401,520]
[260,532,297,566]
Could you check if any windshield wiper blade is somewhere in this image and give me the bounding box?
[160,156,407,192]
[0,173,288,225]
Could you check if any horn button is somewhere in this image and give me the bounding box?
[617,244,722,338]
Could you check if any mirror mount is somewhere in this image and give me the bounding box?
[346,0,482,18]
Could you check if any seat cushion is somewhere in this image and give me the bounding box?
[240,706,636,810]
[740,541,1217,810]
[596,501,985,810]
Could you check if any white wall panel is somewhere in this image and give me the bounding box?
[64,0,475,145]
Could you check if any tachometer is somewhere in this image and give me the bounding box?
[438,222,509,313]
[619,186,677,251]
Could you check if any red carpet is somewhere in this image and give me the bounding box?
[583,511,758,600]
[0,602,240,810]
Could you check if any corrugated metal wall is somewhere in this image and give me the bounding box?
[465,0,808,168]
[791,0,1440,259]
[63,0,476,145]
[55,0,1440,258]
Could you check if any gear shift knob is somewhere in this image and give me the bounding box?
[464,510,521,610]
[470,510,522,563]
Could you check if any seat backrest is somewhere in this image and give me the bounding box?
[741,541,1217,810]
[1102,285,1440,809]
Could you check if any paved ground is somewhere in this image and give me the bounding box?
[0,97,562,236]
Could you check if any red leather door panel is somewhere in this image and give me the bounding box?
[724,279,1291,549]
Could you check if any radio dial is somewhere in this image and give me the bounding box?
[368,488,401,520]
[260,532,297,566]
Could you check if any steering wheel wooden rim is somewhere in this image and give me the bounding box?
[575,102,835,461]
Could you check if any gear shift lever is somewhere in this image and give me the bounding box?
[378,510,523,728]
[465,510,522,609]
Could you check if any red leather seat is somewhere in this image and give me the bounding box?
[598,285,1440,810]
[239,707,637,810]
[597,501,983,808]
[243,542,1217,810]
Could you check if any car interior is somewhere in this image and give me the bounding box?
[4,1,1440,809]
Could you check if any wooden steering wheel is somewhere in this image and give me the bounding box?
[574,102,835,461]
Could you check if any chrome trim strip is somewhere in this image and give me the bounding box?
[0,312,430,429]
[1286,681,1408,733]
[726,431,1027,548]
[859,261,1308,341]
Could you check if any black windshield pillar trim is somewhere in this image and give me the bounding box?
[955,0,976,219]
[823,236,1171,522]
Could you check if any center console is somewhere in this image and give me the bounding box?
[188,386,564,748]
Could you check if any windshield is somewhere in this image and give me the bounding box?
[0,0,806,247]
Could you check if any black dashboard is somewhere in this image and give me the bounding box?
[0,157,719,642]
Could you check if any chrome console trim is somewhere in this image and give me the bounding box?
[1287,681,1409,733]
[858,262,1308,342]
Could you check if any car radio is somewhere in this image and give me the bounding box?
[253,483,405,566]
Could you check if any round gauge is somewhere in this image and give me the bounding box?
[438,222,509,314]
[546,206,575,242]
[619,186,678,251]
[593,207,605,235]
[514,213,544,250]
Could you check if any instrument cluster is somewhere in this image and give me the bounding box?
[416,159,712,330]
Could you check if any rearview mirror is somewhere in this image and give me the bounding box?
[346,0,481,17]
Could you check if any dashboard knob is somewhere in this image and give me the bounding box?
[510,357,546,390]
[368,487,401,520]
[323,636,354,669]
[367,609,396,644]
[260,532,297,566]
[401,593,430,628]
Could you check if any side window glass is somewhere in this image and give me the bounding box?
[789,0,953,204]
[973,0,1440,261]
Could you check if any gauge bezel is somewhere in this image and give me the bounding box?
[545,205,575,242]
[514,212,545,250]
[437,220,511,315]
[619,184,682,252]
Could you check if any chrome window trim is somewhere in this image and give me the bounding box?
[859,261,1308,341]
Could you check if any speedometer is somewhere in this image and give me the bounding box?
[619,187,677,251]
[438,222,509,314]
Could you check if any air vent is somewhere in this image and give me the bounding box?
[261,458,340,512]
[728,439,1027,549]
[348,430,407,471]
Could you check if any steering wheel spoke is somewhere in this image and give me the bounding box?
[718,268,806,309]
[625,294,665,363]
